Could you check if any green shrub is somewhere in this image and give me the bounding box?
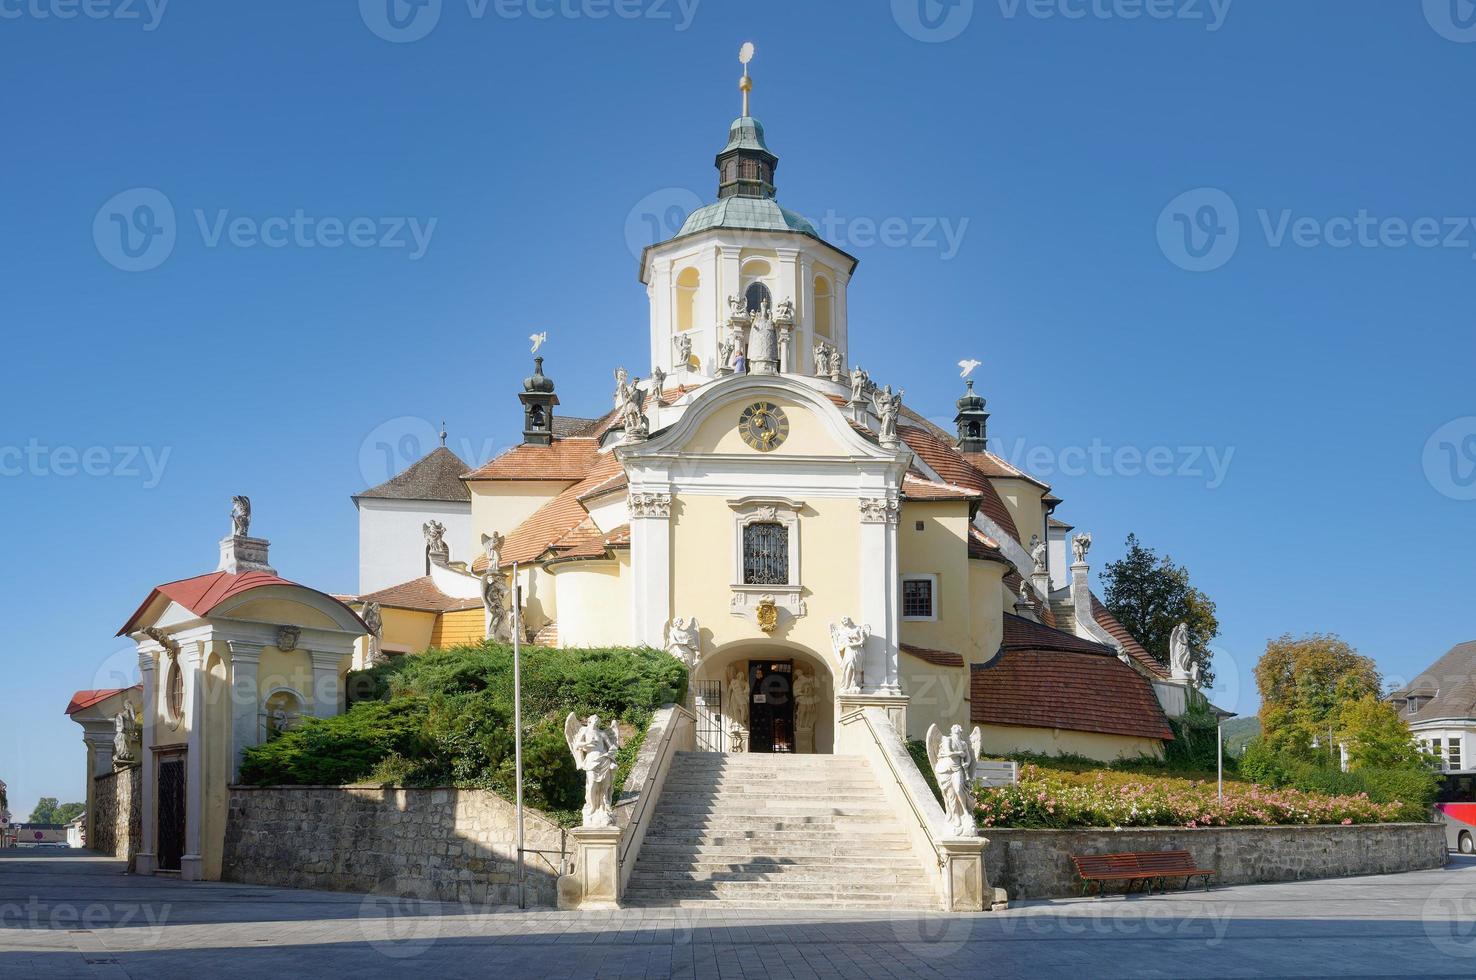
[906,739,944,805]
[241,642,685,823]
[1238,739,1437,821]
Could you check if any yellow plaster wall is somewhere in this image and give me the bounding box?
[379,607,436,654]
[669,492,860,677]
[469,480,573,557]
[967,561,1007,666]
[992,479,1046,546]
[515,565,557,632]
[430,608,485,649]
[258,645,314,710]
[221,598,340,631]
[973,723,1165,763]
[897,502,974,658]
[551,559,630,647]
[684,396,847,457]
[899,654,970,742]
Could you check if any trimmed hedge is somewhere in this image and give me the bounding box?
[240,643,686,824]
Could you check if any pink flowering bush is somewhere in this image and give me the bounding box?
[975,763,1410,829]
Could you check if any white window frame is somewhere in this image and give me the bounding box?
[727,496,806,622]
[901,573,939,622]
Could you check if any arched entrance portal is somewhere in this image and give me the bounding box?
[690,645,835,754]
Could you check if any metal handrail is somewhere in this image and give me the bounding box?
[839,710,945,868]
[618,705,696,868]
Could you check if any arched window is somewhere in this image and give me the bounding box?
[675,267,700,333]
[813,276,833,340]
[744,282,772,313]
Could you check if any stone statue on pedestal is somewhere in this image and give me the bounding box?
[871,386,903,447]
[482,573,510,642]
[1170,622,1192,680]
[230,496,251,538]
[793,665,818,752]
[424,520,450,566]
[746,301,778,373]
[726,665,749,751]
[927,723,979,838]
[112,702,140,767]
[564,713,620,828]
[830,618,871,694]
[664,617,701,668]
[1029,534,1048,573]
[361,600,385,665]
[1072,532,1093,565]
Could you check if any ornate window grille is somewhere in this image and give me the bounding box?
[742,522,789,585]
[903,578,934,619]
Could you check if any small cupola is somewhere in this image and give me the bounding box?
[954,380,990,454]
[716,43,779,201]
[519,357,559,446]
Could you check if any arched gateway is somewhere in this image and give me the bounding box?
[689,644,836,753]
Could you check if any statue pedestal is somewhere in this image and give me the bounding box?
[749,359,778,375]
[796,726,815,755]
[836,692,908,738]
[217,535,274,575]
[557,826,622,911]
[937,837,1007,912]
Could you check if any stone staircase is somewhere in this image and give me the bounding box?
[623,752,938,910]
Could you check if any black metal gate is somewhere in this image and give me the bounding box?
[156,755,185,872]
[689,680,724,753]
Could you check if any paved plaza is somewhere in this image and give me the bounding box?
[3,849,1476,978]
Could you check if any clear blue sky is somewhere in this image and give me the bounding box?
[2,1,1472,818]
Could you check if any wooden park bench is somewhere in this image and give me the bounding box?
[1071,850,1216,896]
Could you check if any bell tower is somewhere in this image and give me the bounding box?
[519,357,558,446]
[954,380,990,453]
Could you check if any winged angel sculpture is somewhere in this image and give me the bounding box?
[926,723,980,838]
[564,713,621,828]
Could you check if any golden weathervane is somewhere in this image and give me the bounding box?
[739,41,755,117]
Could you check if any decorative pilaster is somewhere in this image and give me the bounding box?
[227,641,263,780]
[858,494,903,696]
[180,643,205,882]
[629,490,673,649]
[134,647,159,876]
[309,651,343,719]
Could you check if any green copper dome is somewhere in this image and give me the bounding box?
[677,196,821,240]
[721,115,773,155]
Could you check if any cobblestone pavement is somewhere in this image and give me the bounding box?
[4,849,1476,978]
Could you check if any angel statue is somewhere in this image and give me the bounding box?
[1071,532,1093,565]
[775,297,795,322]
[727,293,747,319]
[564,713,620,828]
[230,495,251,537]
[424,520,450,565]
[830,617,871,694]
[813,342,833,378]
[665,617,701,668]
[1028,534,1048,573]
[969,726,984,784]
[871,386,903,446]
[1170,622,1192,680]
[482,572,510,642]
[926,723,979,838]
[481,531,505,572]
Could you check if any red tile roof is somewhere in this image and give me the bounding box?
[117,570,362,636]
[1002,575,1058,630]
[901,474,979,501]
[604,525,631,547]
[898,426,1022,542]
[462,438,601,481]
[900,643,965,668]
[1090,594,1169,678]
[64,687,139,716]
[358,576,481,614]
[968,526,1006,562]
[971,648,1174,741]
[1001,611,1111,655]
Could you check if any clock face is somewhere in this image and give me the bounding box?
[738,402,789,453]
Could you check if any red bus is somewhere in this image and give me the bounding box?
[1437,773,1476,853]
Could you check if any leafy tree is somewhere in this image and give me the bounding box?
[1100,534,1220,686]
[1255,634,1381,758]
[26,798,83,824]
[1336,694,1430,772]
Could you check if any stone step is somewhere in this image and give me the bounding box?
[649,802,895,816]
[630,855,925,871]
[637,834,914,851]
[623,881,937,903]
[622,895,939,910]
[629,868,931,885]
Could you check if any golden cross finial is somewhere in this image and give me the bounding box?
[739,41,755,117]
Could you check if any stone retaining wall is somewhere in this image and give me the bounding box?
[91,766,140,863]
[221,786,569,907]
[984,823,1447,900]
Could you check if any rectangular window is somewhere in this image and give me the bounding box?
[902,576,936,621]
[742,522,789,585]
[1450,738,1462,772]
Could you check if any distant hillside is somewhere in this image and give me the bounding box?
[1221,716,1261,757]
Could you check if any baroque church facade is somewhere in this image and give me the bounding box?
[351,65,1184,764]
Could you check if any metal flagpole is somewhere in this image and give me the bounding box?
[513,561,525,910]
[1217,721,1224,801]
